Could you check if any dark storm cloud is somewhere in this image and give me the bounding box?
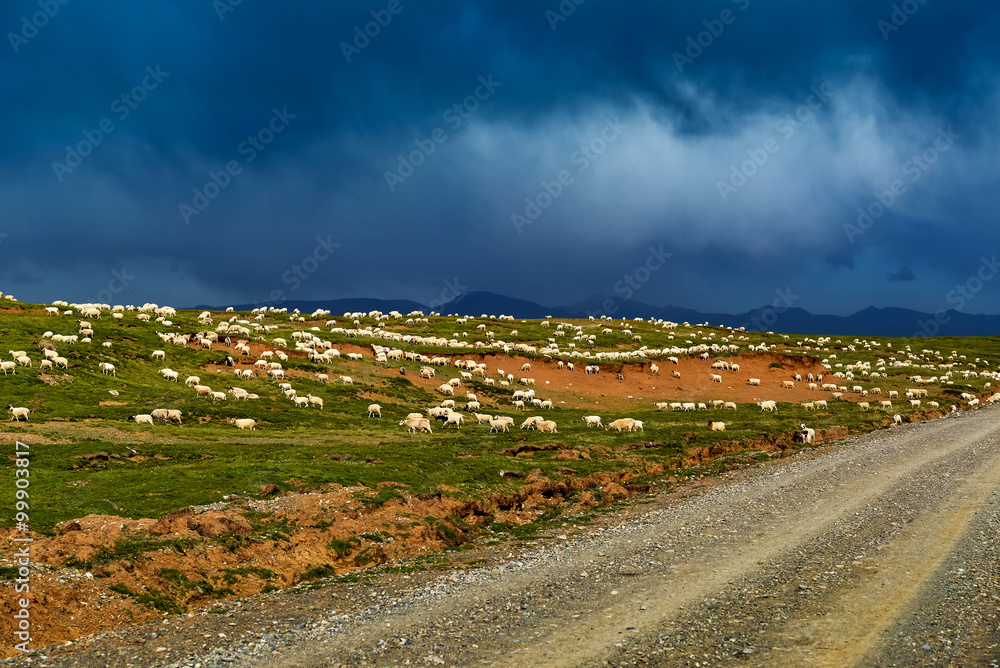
[1,0,998,314]
[887,266,917,282]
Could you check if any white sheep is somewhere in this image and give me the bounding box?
[488,418,510,433]
[708,421,726,431]
[582,415,603,428]
[367,404,382,417]
[800,424,815,444]
[306,394,324,409]
[399,416,433,433]
[151,350,166,361]
[132,414,154,426]
[536,419,557,433]
[7,406,29,421]
[893,414,903,424]
[0,361,16,375]
[99,362,116,376]
[159,368,179,382]
[230,418,257,430]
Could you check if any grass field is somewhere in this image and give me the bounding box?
[0,298,996,646]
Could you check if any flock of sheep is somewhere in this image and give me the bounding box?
[1,295,997,455]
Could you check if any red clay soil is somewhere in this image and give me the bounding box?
[402,350,842,411]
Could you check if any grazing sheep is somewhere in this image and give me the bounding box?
[582,415,603,427]
[928,401,940,409]
[367,404,382,417]
[879,400,893,410]
[151,408,170,421]
[99,362,116,376]
[399,417,433,433]
[7,406,29,421]
[166,409,183,424]
[815,400,829,409]
[185,375,200,387]
[536,419,557,433]
[858,402,870,411]
[672,370,681,379]
[893,414,903,424]
[159,368,179,382]
[887,390,899,399]
[151,350,166,361]
[15,356,31,367]
[781,380,794,389]
[0,361,16,375]
[132,414,154,426]
[293,396,310,408]
[437,383,454,396]
[723,402,737,411]
[474,412,493,424]
[316,373,329,383]
[708,421,725,431]
[800,423,815,444]
[39,359,53,370]
[710,374,722,383]
[467,401,481,411]
[650,363,659,375]
[269,369,285,381]
[210,391,227,403]
[606,418,636,432]
[747,378,761,386]
[488,418,510,433]
[801,402,815,410]
[441,399,456,409]
[306,394,324,409]
[520,416,543,430]
[632,420,644,431]
[758,400,777,412]
[230,418,257,430]
[540,400,553,409]
[909,399,921,407]
[443,413,465,429]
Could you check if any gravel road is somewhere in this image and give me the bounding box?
[12,407,1000,667]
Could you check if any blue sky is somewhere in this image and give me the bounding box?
[2,0,998,315]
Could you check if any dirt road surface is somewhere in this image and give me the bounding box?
[13,407,1000,667]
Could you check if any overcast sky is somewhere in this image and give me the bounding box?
[2,1,998,316]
